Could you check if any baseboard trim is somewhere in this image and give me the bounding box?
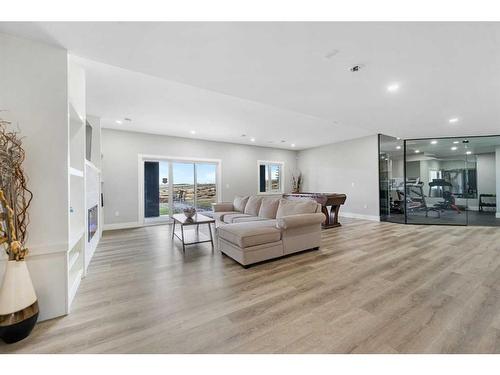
[340,212,380,222]
[103,221,142,231]
[103,220,175,231]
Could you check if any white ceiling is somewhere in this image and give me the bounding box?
[1,22,500,149]
[73,56,361,149]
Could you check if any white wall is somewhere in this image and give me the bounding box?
[101,129,298,227]
[477,153,496,196]
[392,158,404,178]
[297,135,380,220]
[0,32,68,320]
[496,147,500,218]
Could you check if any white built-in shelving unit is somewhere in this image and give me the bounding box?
[67,59,86,311]
[66,58,102,312]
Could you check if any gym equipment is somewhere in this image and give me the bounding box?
[428,179,461,216]
[479,194,497,212]
[396,179,429,215]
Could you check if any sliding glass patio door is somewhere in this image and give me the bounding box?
[172,162,195,214]
[195,163,217,212]
[144,159,218,221]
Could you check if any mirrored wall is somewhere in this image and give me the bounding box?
[379,134,500,226]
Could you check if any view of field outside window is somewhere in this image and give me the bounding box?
[270,164,281,192]
[195,163,217,212]
[158,161,217,216]
[172,162,195,213]
[259,162,282,193]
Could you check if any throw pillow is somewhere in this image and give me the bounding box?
[233,195,249,212]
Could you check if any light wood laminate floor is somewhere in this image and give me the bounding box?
[2,218,500,353]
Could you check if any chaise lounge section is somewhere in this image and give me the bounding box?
[212,196,325,267]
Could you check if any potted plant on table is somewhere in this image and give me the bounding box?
[0,116,37,344]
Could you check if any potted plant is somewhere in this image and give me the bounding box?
[0,116,37,344]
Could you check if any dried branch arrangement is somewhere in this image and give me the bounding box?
[291,170,302,193]
[0,116,33,261]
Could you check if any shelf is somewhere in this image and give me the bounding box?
[69,230,84,251]
[69,167,84,177]
[68,250,80,271]
[85,159,101,173]
[69,102,84,126]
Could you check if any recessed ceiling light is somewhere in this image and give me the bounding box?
[415,150,420,153]
[396,146,401,150]
[453,141,459,144]
[250,138,256,142]
[466,151,472,155]
[291,144,296,148]
[396,137,401,140]
[449,118,459,124]
[387,83,400,93]
[451,146,458,150]
[190,130,196,134]
[430,140,438,144]
[115,120,122,124]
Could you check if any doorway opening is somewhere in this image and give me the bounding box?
[141,156,221,223]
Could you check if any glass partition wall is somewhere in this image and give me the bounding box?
[379,134,500,226]
[379,134,405,223]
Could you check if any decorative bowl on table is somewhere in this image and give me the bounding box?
[183,207,197,218]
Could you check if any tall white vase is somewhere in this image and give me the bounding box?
[0,260,39,343]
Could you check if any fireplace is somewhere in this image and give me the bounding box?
[88,205,98,242]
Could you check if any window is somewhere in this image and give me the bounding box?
[258,161,284,194]
[429,169,442,183]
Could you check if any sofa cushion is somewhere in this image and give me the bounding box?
[232,216,270,223]
[244,196,262,216]
[276,198,319,218]
[212,211,240,222]
[218,221,282,248]
[211,202,235,213]
[223,213,252,224]
[233,196,249,212]
[258,197,281,219]
[276,213,325,229]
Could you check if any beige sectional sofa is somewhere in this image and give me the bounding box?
[212,196,325,267]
